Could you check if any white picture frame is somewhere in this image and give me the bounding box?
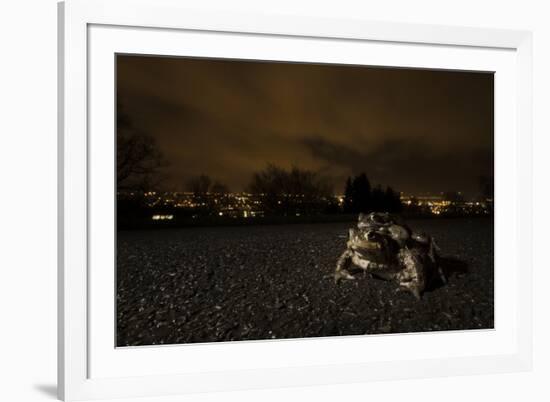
[58,0,533,400]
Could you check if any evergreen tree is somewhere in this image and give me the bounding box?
[354,173,371,213]
[342,174,401,214]
[371,185,385,212]
[384,186,402,213]
[343,176,354,213]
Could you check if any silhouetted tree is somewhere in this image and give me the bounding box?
[343,172,372,213]
[186,174,212,196]
[117,101,166,191]
[343,177,354,213]
[342,173,401,214]
[211,181,229,195]
[479,175,494,200]
[184,175,231,215]
[353,173,372,213]
[384,186,402,213]
[370,185,385,212]
[247,164,333,215]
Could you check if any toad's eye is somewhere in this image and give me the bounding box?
[366,232,377,241]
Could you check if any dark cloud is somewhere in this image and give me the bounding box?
[117,55,493,197]
[302,136,493,195]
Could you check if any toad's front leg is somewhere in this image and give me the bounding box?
[334,249,356,283]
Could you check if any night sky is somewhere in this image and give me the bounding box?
[116,55,494,197]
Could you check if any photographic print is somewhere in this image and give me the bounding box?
[116,55,494,347]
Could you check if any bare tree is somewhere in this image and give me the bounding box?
[186,174,212,196]
[186,175,231,195]
[211,181,229,194]
[247,164,334,214]
[185,175,230,214]
[117,102,167,191]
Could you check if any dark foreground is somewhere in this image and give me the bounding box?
[117,218,493,346]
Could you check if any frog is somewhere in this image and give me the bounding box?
[334,212,446,299]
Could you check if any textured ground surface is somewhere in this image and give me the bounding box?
[116,218,493,346]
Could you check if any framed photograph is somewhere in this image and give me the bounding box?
[58,0,533,400]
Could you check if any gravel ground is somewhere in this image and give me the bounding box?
[116,218,493,346]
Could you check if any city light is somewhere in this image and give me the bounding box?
[118,189,493,222]
[151,214,173,221]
